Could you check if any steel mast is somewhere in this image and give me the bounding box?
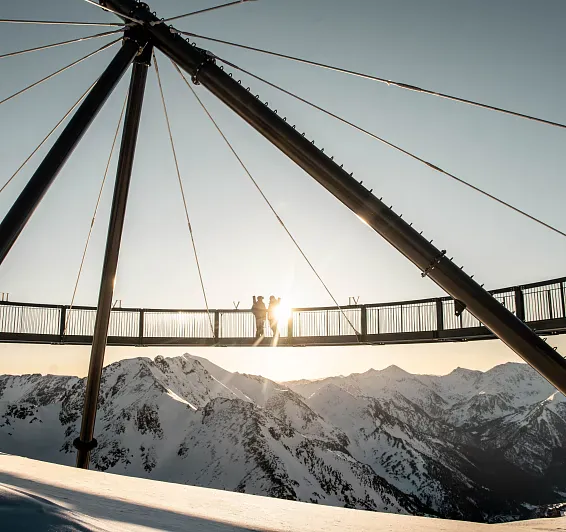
[75,30,152,469]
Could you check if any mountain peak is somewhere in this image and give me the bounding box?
[485,362,528,374]
[379,365,410,377]
[448,367,482,379]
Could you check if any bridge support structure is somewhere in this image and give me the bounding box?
[101,0,566,396]
[0,0,564,470]
[74,32,152,469]
[0,39,141,265]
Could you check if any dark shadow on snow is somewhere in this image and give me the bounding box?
[0,484,93,532]
[0,470,268,532]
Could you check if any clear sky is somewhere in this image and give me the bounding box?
[0,1,564,380]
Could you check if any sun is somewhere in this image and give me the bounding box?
[274,300,293,322]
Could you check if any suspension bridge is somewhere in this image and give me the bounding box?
[0,275,564,347]
[1,0,565,470]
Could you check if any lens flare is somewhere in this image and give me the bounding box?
[274,301,292,322]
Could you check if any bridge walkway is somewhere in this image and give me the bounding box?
[0,276,564,347]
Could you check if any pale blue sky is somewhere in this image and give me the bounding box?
[0,1,564,379]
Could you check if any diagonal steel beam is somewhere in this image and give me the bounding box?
[0,38,140,266]
[100,0,566,395]
[74,34,152,470]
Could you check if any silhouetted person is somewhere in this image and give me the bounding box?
[268,296,281,335]
[252,296,266,338]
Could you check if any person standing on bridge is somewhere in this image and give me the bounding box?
[268,296,281,336]
[252,296,267,338]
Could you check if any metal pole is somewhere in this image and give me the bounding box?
[102,0,566,395]
[514,287,526,321]
[360,305,367,341]
[59,306,67,340]
[74,43,151,469]
[138,308,145,346]
[213,310,220,342]
[436,299,444,332]
[0,39,139,266]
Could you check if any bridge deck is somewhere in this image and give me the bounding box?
[0,277,564,347]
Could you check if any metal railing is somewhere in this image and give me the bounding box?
[293,308,359,337]
[143,311,214,339]
[0,276,564,346]
[366,300,437,335]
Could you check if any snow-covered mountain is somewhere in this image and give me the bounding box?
[0,355,424,516]
[287,362,566,518]
[0,356,564,522]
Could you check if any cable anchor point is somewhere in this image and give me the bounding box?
[191,52,216,85]
[421,249,446,278]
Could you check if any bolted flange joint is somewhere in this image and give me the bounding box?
[421,249,446,278]
[73,437,98,452]
[123,25,152,64]
[191,51,216,85]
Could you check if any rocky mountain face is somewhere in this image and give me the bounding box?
[0,356,564,522]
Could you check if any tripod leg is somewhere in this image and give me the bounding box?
[0,39,140,265]
[74,44,152,470]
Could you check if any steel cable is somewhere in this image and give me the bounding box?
[0,19,124,27]
[0,79,99,196]
[182,31,566,131]
[0,37,121,107]
[64,95,129,335]
[81,0,144,24]
[153,53,215,337]
[0,30,124,61]
[171,60,361,340]
[157,0,257,25]
[217,57,566,241]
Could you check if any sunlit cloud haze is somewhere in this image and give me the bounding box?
[1,335,565,382]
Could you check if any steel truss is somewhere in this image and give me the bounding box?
[0,0,564,468]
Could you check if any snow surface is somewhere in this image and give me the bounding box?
[1,454,565,532]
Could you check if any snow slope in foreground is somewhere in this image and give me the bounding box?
[0,455,565,532]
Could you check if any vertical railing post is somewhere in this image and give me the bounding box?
[360,305,367,341]
[514,287,526,321]
[213,310,220,342]
[436,299,444,333]
[287,311,294,339]
[59,305,67,341]
[547,290,554,320]
[138,309,144,346]
[560,282,566,319]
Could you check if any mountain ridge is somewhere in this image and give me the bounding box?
[0,355,564,523]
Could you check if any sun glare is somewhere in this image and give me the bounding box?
[274,300,292,322]
[356,214,370,227]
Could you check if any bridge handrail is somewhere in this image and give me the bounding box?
[0,275,563,343]
[0,275,563,314]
